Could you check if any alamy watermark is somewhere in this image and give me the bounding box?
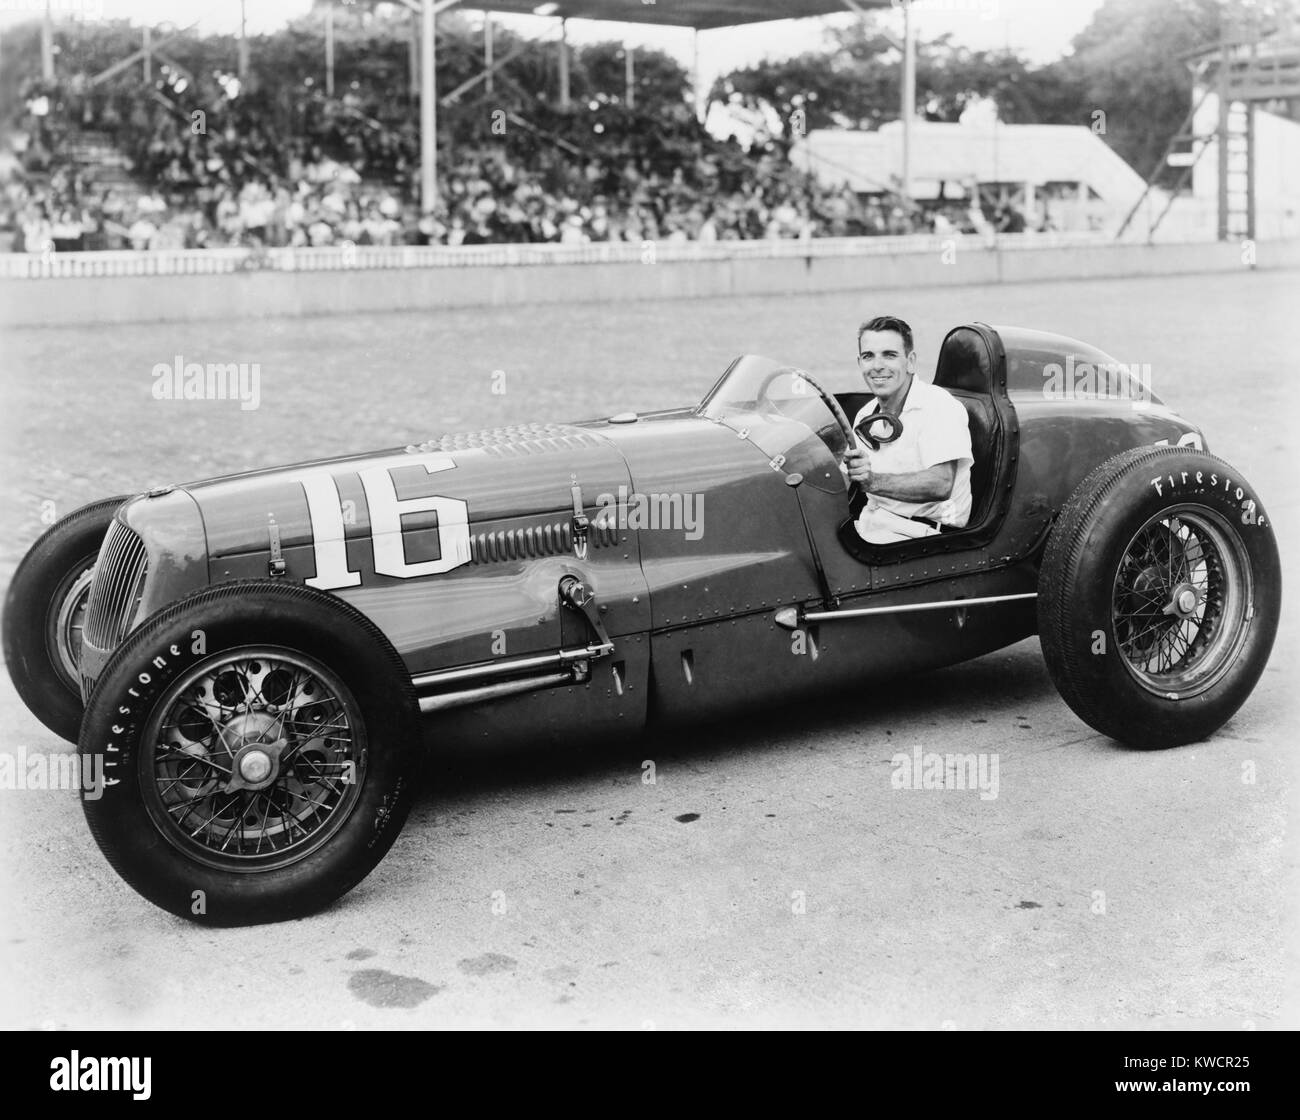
[1042,355,1152,402]
[151,355,261,411]
[0,746,105,799]
[49,1052,150,1100]
[891,746,1000,801]
[595,486,704,540]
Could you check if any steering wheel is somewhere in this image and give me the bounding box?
[754,367,906,511]
[754,367,857,462]
[855,409,904,451]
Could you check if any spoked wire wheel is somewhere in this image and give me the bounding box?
[1112,506,1250,699]
[142,647,366,873]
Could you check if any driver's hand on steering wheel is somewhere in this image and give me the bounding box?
[844,446,874,490]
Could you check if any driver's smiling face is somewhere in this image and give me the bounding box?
[858,329,915,402]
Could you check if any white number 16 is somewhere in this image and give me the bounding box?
[296,452,471,591]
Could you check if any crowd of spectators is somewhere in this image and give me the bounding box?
[1,66,1024,254]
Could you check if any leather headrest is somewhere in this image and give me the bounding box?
[934,326,994,394]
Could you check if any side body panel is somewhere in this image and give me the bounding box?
[645,565,1040,725]
[588,413,822,627]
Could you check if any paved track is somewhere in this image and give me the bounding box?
[1,268,1296,1028]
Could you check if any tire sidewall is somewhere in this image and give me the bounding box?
[80,583,418,926]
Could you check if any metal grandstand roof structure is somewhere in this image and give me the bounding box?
[445,0,892,31]
[399,0,908,213]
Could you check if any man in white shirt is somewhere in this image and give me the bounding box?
[845,315,973,544]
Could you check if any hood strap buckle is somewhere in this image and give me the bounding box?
[268,514,287,577]
[569,478,589,561]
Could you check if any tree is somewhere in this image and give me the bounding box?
[1061,0,1226,186]
[710,15,1086,143]
[710,23,898,138]
[915,40,1086,125]
[1061,0,1300,186]
[572,41,691,113]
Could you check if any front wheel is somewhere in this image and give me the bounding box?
[3,495,129,742]
[1037,445,1280,748]
[80,580,421,925]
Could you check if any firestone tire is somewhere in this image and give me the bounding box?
[1038,445,1280,748]
[3,495,129,743]
[80,580,421,926]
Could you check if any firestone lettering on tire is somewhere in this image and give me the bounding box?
[1147,469,1268,526]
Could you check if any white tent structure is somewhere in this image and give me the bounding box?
[792,119,1154,234]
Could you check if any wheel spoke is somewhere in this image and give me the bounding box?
[155,746,231,775]
[218,803,246,854]
[253,794,273,855]
[284,789,336,813]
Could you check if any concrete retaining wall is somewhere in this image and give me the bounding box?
[3,238,1296,328]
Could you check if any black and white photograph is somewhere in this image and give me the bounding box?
[0,0,1296,1056]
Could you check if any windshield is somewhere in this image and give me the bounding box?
[697,355,851,494]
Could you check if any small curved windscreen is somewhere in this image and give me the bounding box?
[697,355,850,494]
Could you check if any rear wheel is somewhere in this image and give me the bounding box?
[80,580,421,925]
[1038,446,1280,748]
[3,495,128,742]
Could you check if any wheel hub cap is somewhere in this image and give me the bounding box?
[238,749,272,784]
[1167,583,1200,618]
[222,713,287,792]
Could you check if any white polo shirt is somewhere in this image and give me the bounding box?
[852,376,973,527]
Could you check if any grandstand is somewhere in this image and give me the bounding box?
[0,1,926,254]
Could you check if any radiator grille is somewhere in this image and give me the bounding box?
[83,519,148,654]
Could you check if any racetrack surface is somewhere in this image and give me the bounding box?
[1,268,1297,1029]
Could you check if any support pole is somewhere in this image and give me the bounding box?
[1216,24,1230,240]
[485,17,494,96]
[325,3,335,97]
[409,10,418,96]
[693,28,703,122]
[238,0,250,81]
[41,0,54,81]
[143,27,153,83]
[1247,26,1257,242]
[558,17,569,110]
[625,44,634,110]
[421,0,437,213]
[1246,101,1255,240]
[901,0,915,204]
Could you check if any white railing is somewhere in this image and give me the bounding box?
[0,229,1205,279]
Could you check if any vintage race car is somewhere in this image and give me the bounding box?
[3,323,1281,925]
